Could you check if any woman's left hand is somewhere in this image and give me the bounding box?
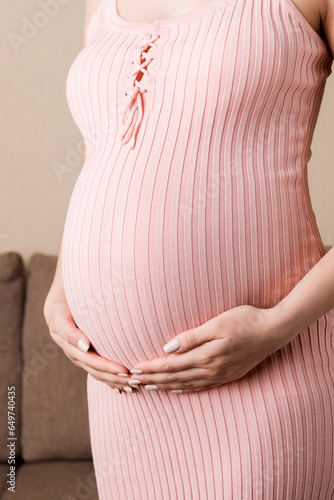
[128,305,295,393]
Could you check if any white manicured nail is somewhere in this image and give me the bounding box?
[128,380,141,385]
[77,339,89,353]
[117,373,129,377]
[144,385,159,390]
[130,369,143,374]
[114,387,120,393]
[123,386,133,393]
[171,389,183,393]
[163,339,180,354]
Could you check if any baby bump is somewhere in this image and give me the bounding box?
[60,160,240,368]
[61,199,227,368]
[61,156,302,368]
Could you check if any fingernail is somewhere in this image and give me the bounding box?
[144,385,159,390]
[77,339,89,353]
[123,386,133,393]
[114,387,120,393]
[117,373,129,377]
[163,339,180,354]
[128,380,141,385]
[171,389,183,393]
[130,369,143,374]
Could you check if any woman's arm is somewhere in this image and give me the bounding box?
[271,245,334,343]
[43,149,86,323]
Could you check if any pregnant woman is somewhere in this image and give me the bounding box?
[44,0,334,497]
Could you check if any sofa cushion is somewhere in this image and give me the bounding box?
[21,253,92,461]
[0,460,98,500]
[0,252,25,462]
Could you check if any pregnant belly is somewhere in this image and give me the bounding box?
[61,158,314,368]
[62,196,227,368]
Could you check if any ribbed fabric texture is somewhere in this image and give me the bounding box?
[62,0,334,497]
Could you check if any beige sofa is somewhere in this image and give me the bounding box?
[0,251,98,500]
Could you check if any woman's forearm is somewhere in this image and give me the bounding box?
[270,245,334,343]
[50,235,66,295]
[44,144,86,324]
[43,235,67,323]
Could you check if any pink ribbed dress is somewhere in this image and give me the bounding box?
[62,0,334,497]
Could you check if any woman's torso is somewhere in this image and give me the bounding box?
[62,0,333,368]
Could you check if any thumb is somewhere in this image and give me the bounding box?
[163,318,216,354]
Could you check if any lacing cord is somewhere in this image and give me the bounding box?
[121,34,160,149]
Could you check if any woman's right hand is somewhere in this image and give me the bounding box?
[43,294,138,394]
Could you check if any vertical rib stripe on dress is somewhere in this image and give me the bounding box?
[62,0,334,497]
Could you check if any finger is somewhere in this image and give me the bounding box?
[75,361,139,391]
[161,315,220,356]
[130,346,207,375]
[143,380,220,393]
[48,309,91,353]
[52,332,130,375]
[128,367,205,386]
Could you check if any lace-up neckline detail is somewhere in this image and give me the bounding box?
[121,33,160,149]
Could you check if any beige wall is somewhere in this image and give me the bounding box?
[1,0,334,265]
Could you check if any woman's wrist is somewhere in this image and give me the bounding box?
[263,247,334,348]
[265,297,324,349]
[263,303,303,349]
[43,281,67,324]
[270,301,303,343]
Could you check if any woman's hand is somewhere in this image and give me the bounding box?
[127,305,295,393]
[43,295,137,393]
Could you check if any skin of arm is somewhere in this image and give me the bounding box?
[270,245,334,343]
[43,142,86,324]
